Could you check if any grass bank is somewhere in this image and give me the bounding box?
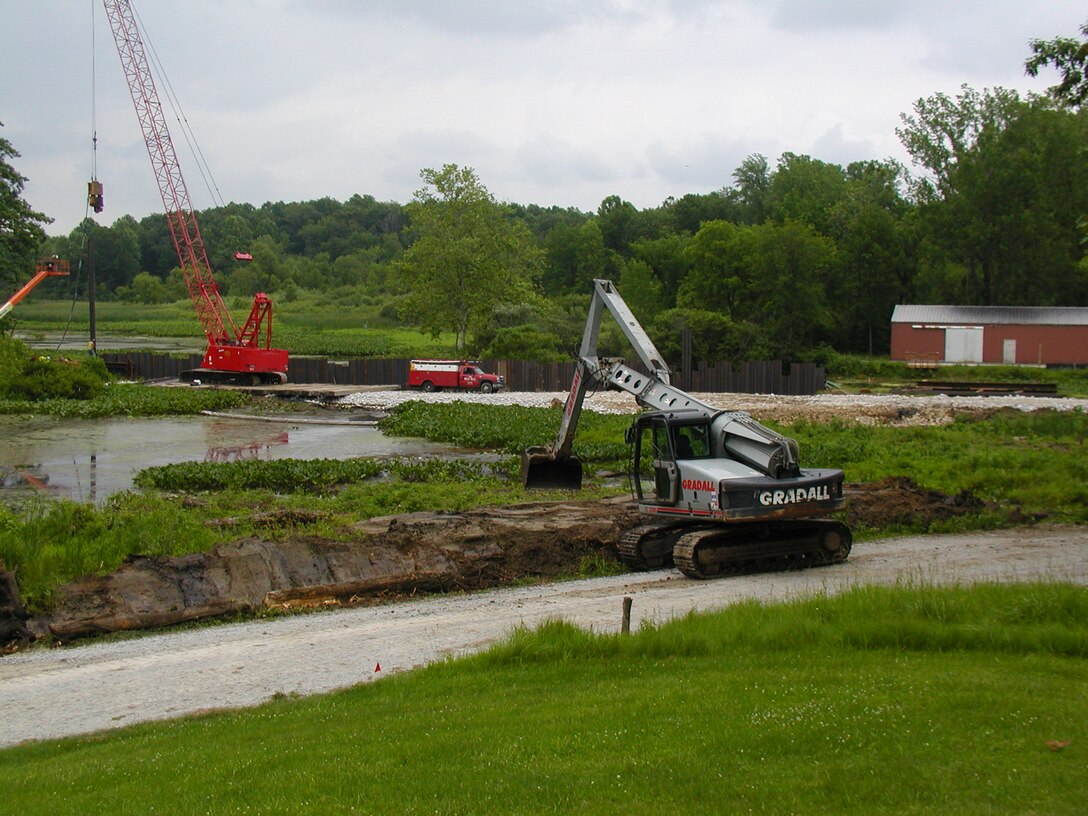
[2,582,1085,814]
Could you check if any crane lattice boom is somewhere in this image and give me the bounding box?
[102,0,287,381]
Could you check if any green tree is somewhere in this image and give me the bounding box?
[747,221,837,356]
[765,153,849,236]
[115,270,172,304]
[1026,20,1088,108]
[629,233,691,305]
[569,221,614,293]
[615,257,664,323]
[78,217,141,294]
[898,86,1088,305]
[596,195,639,254]
[732,153,771,224]
[678,220,755,322]
[396,165,542,351]
[0,127,50,294]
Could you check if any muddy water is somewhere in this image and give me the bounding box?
[0,414,455,504]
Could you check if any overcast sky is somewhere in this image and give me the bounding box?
[3,1,1084,236]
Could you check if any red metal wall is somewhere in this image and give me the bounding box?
[891,323,1088,365]
[890,325,943,359]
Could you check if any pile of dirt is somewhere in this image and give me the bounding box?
[0,569,32,651]
[2,480,1011,647]
[33,498,642,642]
[845,477,996,529]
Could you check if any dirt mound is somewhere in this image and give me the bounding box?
[846,477,995,529]
[5,480,1007,646]
[37,498,642,642]
[1,569,32,651]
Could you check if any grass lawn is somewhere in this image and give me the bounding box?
[1,583,1085,814]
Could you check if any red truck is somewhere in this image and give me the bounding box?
[407,360,505,393]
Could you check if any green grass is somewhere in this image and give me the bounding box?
[12,299,461,358]
[0,381,252,419]
[785,410,1088,528]
[2,583,1085,814]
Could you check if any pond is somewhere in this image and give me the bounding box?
[0,414,457,505]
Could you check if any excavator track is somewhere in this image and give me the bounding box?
[616,523,688,570]
[672,519,851,579]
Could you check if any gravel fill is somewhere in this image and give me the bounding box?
[337,389,1088,425]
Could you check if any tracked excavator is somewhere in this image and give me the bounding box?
[522,279,851,579]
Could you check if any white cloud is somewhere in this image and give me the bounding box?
[2,0,1084,235]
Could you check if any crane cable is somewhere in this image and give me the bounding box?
[132,2,225,208]
[55,1,100,353]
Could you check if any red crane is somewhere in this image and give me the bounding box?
[102,0,288,384]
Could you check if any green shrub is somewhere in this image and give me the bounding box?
[0,335,110,400]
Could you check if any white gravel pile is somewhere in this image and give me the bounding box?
[337,389,1088,426]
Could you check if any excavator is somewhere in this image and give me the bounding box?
[522,279,851,579]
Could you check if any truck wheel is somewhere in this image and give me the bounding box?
[421,381,436,393]
[479,382,494,394]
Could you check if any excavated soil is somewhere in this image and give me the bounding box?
[25,499,642,643]
[3,478,1008,646]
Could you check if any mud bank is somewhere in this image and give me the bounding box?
[0,477,1003,647]
[32,498,641,642]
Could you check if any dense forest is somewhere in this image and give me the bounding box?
[21,83,1088,362]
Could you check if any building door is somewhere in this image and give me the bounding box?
[1002,339,1017,364]
[945,327,983,363]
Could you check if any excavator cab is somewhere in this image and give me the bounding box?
[627,412,710,505]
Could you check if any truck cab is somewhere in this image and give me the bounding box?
[407,360,505,393]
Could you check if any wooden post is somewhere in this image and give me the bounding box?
[621,596,632,634]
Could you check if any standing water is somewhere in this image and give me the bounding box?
[0,414,456,504]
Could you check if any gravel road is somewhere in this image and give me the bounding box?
[338,388,1088,425]
[2,525,1085,748]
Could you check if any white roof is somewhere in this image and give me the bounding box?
[892,305,1088,326]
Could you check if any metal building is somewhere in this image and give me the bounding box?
[890,305,1088,366]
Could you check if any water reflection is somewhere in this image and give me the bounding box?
[204,429,290,463]
[0,414,455,504]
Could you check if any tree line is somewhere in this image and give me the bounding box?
[4,23,1086,364]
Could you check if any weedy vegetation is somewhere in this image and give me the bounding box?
[2,400,1086,614]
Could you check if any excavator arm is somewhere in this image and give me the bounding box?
[522,278,800,489]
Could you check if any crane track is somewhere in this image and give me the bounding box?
[672,519,852,579]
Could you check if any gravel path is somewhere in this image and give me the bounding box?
[2,525,1085,748]
[338,389,1088,425]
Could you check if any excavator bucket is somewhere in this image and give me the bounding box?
[521,446,583,490]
